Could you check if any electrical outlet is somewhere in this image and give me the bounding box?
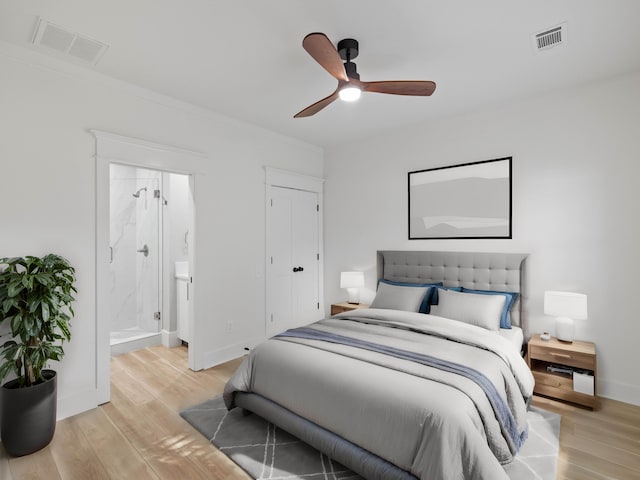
[225,321,233,333]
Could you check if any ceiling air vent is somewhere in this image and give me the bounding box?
[532,22,567,52]
[32,18,109,65]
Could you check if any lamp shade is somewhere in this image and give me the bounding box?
[544,291,588,319]
[340,271,364,289]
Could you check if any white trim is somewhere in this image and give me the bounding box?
[92,130,203,404]
[317,195,325,319]
[90,130,207,172]
[186,174,199,370]
[95,143,111,405]
[162,329,181,348]
[110,333,162,357]
[161,173,172,345]
[265,167,325,193]
[200,337,263,369]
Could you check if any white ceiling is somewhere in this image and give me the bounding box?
[1,1,640,149]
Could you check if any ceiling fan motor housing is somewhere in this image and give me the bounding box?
[338,38,360,80]
[337,38,359,61]
[344,61,360,80]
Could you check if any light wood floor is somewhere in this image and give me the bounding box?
[531,395,640,479]
[1,345,639,479]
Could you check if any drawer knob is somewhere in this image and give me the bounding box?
[550,352,572,359]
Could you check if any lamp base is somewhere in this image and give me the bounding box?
[346,288,359,305]
[556,316,575,343]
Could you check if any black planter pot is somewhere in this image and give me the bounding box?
[1,369,57,457]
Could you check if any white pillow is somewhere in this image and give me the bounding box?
[370,282,431,312]
[436,288,506,330]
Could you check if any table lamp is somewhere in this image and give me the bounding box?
[544,291,588,342]
[340,271,364,304]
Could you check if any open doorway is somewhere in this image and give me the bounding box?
[108,165,192,357]
[93,130,203,405]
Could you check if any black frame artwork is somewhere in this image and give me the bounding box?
[408,157,512,239]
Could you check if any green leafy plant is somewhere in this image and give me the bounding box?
[0,254,77,387]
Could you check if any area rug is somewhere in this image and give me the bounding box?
[181,396,560,480]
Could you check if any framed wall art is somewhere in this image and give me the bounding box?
[408,157,512,239]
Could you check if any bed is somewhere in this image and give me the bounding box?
[224,251,534,480]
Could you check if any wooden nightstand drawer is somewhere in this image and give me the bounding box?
[533,380,597,408]
[533,370,573,390]
[529,345,594,370]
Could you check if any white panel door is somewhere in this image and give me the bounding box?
[267,186,320,336]
[291,188,319,325]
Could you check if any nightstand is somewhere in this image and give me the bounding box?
[330,302,369,316]
[527,334,597,409]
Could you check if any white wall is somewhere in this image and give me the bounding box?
[324,71,640,406]
[0,42,323,419]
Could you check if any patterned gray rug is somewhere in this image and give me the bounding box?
[181,396,560,480]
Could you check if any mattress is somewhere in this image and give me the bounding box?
[498,325,524,351]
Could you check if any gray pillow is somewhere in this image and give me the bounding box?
[370,282,432,312]
[436,288,506,330]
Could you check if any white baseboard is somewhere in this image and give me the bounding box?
[162,329,181,348]
[598,378,640,406]
[200,336,264,371]
[110,333,161,356]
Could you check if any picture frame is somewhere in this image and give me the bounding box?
[408,157,512,239]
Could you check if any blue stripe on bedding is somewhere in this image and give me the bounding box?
[275,326,528,452]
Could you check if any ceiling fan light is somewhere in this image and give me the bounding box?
[339,85,361,102]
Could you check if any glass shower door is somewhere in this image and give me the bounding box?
[109,165,161,341]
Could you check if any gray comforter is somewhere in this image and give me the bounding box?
[224,308,535,480]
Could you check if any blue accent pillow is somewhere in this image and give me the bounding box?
[461,288,519,329]
[430,286,463,305]
[378,279,443,313]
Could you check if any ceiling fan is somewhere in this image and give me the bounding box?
[294,32,436,118]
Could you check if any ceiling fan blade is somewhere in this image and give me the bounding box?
[302,33,348,81]
[359,80,436,96]
[294,89,340,118]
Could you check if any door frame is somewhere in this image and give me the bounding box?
[93,130,205,404]
[264,167,325,336]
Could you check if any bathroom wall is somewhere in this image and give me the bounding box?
[165,172,191,336]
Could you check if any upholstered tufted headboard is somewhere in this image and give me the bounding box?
[377,251,529,332]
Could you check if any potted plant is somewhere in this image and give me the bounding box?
[0,254,76,456]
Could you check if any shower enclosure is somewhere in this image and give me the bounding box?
[109,164,161,354]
